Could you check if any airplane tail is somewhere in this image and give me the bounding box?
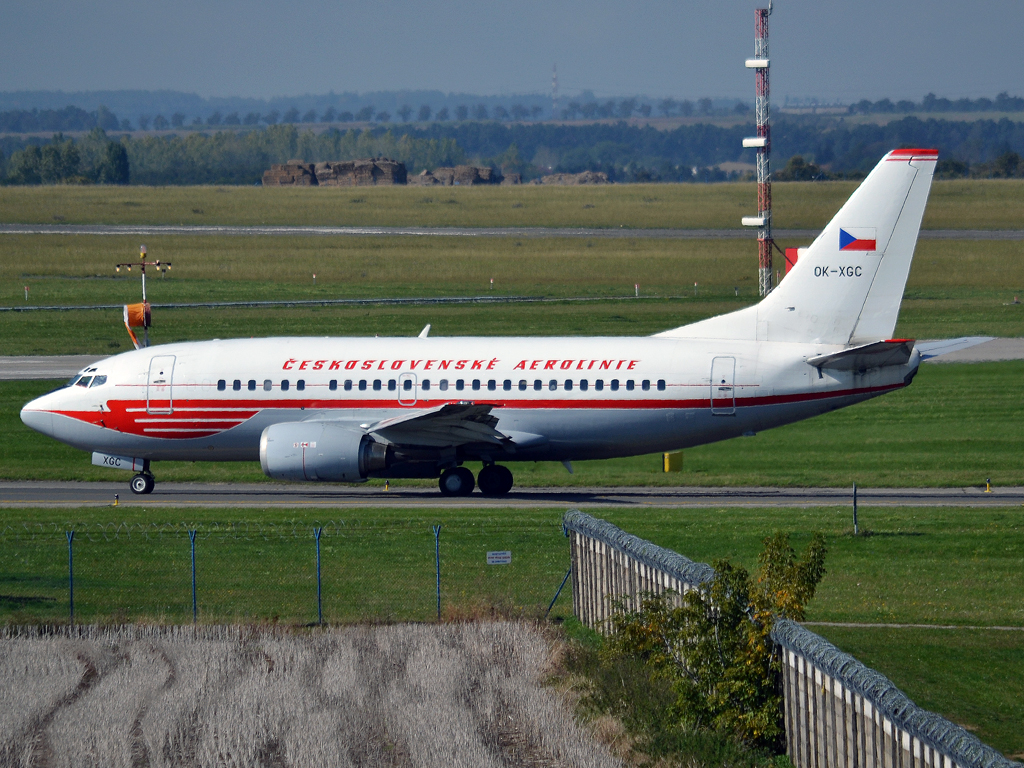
[657,148,938,345]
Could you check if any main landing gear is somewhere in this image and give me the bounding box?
[130,460,155,495]
[438,465,514,497]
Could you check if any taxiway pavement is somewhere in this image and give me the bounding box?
[2,481,1022,510]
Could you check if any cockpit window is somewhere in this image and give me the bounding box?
[90,375,107,387]
[65,374,82,388]
[76,376,93,388]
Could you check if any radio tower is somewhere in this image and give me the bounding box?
[741,1,774,296]
[551,64,559,118]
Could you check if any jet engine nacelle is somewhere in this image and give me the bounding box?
[259,422,387,482]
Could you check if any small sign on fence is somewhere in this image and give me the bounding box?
[486,550,512,565]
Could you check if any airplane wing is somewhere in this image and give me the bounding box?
[806,339,915,371]
[365,402,512,448]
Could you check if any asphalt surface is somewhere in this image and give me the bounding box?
[2,481,1022,509]
[2,223,1024,240]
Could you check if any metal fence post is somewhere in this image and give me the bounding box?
[188,530,198,624]
[545,567,573,618]
[853,482,859,535]
[314,526,323,625]
[65,530,75,623]
[433,524,442,622]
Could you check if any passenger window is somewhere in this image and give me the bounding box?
[456,380,464,391]
[610,379,619,391]
[642,380,650,391]
[549,380,557,391]
[487,380,496,391]
[518,380,527,391]
[534,380,542,391]
[233,380,241,391]
[281,380,290,391]
[402,379,412,391]
[626,380,634,391]
[580,379,588,391]
[248,380,256,391]
[90,375,107,387]
[373,380,382,391]
[217,380,226,391]
[263,380,272,391]
[76,376,92,388]
[422,379,430,391]
[439,380,449,391]
[564,379,573,391]
[388,380,397,391]
[296,380,305,391]
[329,380,338,391]
[359,380,367,391]
[472,379,481,391]
[657,380,666,391]
[595,380,604,391]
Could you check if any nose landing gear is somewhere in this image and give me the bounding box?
[130,472,155,495]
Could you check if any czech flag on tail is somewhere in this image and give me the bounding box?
[839,228,877,251]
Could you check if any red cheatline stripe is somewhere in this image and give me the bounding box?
[888,148,938,157]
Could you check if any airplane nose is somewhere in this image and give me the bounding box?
[20,401,54,436]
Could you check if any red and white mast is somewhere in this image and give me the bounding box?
[741,1,774,296]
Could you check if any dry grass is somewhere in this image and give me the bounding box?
[0,622,622,768]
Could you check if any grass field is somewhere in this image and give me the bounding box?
[2,503,1022,754]
[1,234,1021,354]
[3,361,1022,486]
[1,179,1024,229]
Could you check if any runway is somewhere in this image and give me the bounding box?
[2,223,1023,240]
[2,481,1022,509]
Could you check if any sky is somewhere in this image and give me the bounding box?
[2,0,1022,102]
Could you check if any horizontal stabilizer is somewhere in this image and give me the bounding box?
[806,339,915,372]
[915,336,995,361]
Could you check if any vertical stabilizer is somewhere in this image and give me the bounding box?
[657,149,937,344]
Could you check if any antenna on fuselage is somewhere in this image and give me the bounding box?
[115,245,171,348]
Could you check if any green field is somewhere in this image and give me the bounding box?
[4,361,1022,486]
[1,179,1024,229]
[2,503,1022,754]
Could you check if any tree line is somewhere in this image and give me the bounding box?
[2,116,1023,185]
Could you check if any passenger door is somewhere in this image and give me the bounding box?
[147,355,176,414]
[710,356,736,416]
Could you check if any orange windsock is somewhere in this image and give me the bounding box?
[124,302,151,328]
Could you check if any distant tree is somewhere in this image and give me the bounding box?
[873,98,895,113]
[152,114,169,130]
[733,101,749,114]
[282,107,300,123]
[138,115,150,130]
[679,100,694,116]
[851,99,872,114]
[417,104,432,122]
[355,105,374,121]
[302,109,317,123]
[321,107,337,123]
[171,113,186,128]
[243,112,261,125]
[992,151,1021,178]
[436,106,450,121]
[398,104,413,122]
[974,97,993,111]
[375,111,390,122]
[207,111,222,126]
[224,112,241,125]
[8,145,42,184]
[658,98,676,117]
[190,117,202,127]
[339,111,354,122]
[455,105,469,121]
[264,110,280,125]
[98,141,129,184]
[638,103,652,118]
[895,100,915,113]
[473,104,489,120]
[493,105,509,121]
[96,105,119,130]
[618,98,637,118]
[775,155,824,181]
[511,103,530,121]
[119,118,132,131]
[598,100,616,118]
[697,97,713,115]
[580,102,598,119]
[530,105,543,119]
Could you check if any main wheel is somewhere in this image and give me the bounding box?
[130,473,155,495]
[477,464,514,497]
[438,467,475,496]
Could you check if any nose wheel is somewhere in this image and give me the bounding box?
[478,465,513,497]
[130,473,155,495]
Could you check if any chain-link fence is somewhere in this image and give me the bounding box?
[1,521,573,625]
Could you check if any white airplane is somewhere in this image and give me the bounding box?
[22,148,938,497]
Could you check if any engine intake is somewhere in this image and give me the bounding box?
[259,422,387,482]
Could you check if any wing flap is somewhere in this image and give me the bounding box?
[367,402,511,448]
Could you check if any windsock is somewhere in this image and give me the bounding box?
[123,302,151,349]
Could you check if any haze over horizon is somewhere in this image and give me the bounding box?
[1,0,1021,104]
